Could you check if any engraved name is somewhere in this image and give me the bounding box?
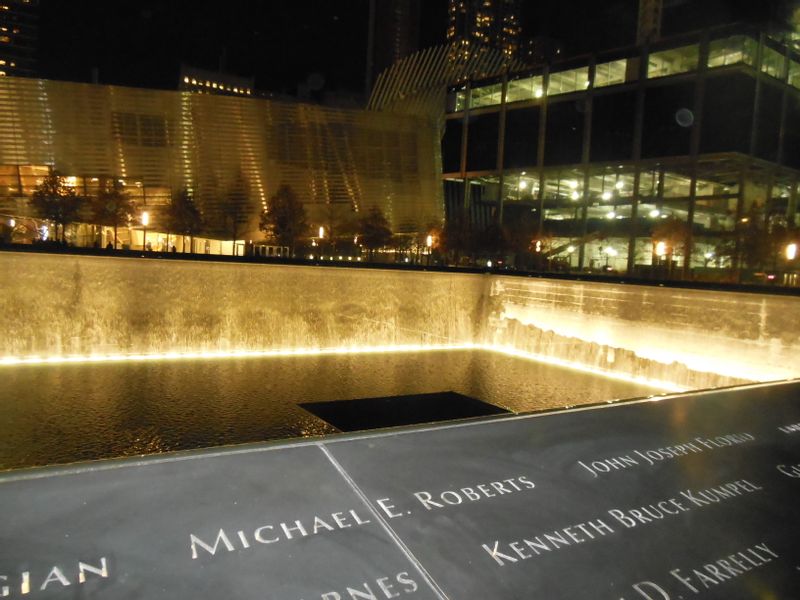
[577,433,755,478]
[0,558,108,597]
[190,509,371,560]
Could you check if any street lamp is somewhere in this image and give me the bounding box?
[141,211,150,251]
[425,234,433,265]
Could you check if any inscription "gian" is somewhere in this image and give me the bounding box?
[1,558,109,596]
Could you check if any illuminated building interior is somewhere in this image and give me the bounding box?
[444,25,800,276]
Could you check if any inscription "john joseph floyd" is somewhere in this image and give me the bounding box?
[577,433,754,478]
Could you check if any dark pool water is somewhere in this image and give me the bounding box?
[0,350,660,470]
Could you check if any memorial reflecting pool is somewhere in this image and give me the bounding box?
[0,349,660,470]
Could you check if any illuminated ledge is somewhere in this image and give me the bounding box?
[0,343,688,393]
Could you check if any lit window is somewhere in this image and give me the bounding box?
[760,45,785,80]
[790,61,800,89]
[454,89,467,111]
[594,59,627,88]
[548,66,590,95]
[0,35,10,43]
[0,71,5,76]
[648,45,699,79]
[470,82,502,107]
[0,60,5,65]
[708,36,757,68]
[505,75,544,103]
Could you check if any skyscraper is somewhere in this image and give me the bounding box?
[0,0,38,77]
[366,0,421,96]
[447,0,521,62]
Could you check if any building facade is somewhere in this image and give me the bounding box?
[447,0,521,62]
[366,0,420,96]
[0,77,443,248]
[0,0,38,78]
[443,24,800,277]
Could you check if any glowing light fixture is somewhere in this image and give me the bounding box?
[567,180,579,190]
[566,245,575,254]
[570,191,580,201]
[318,226,325,239]
[655,241,667,257]
[614,181,624,190]
[141,211,150,227]
[787,243,798,261]
[518,180,528,190]
[601,191,612,201]
[649,209,660,218]
[606,211,616,219]
[426,234,433,248]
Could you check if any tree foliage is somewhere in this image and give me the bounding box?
[30,171,83,243]
[91,179,135,249]
[357,207,393,258]
[258,184,308,255]
[166,188,204,239]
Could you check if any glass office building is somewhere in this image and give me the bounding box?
[443,25,800,278]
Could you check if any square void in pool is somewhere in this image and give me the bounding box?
[300,391,510,432]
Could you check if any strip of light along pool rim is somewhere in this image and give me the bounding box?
[0,342,693,392]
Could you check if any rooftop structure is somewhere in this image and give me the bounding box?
[179,64,255,98]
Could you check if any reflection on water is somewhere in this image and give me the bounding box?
[0,350,660,470]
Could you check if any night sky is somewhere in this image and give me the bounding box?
[37,0,796,95]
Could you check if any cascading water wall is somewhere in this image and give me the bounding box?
[0,252,487,358]
[482,275,800,390]
[3,250,800,392]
